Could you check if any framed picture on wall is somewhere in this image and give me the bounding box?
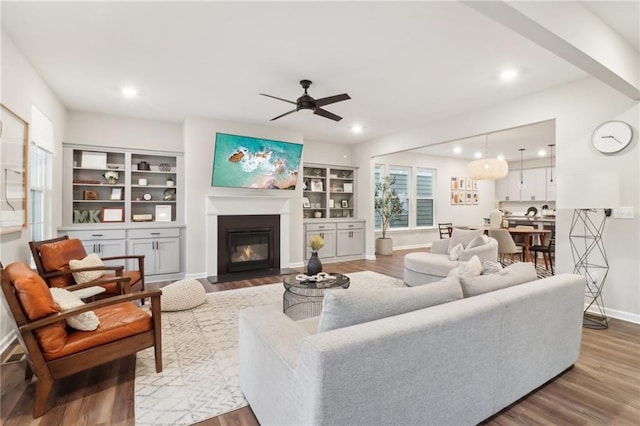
[473,180,478,190]
[466,192,473,204]
[451,191,458,205]
[451,177,458,190]
[472,191,479,205]
[458,191,466,205]
[458,177,466,190]
[466,178,473,190]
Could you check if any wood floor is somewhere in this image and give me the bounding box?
[2,248,639,425]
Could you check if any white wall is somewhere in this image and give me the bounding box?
[353,77,639,322]
[303,139,353,167]
[0,33,67,351]
[373,151,495,249]
[65,110,183,152]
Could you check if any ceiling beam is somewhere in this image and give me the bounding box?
[464,1,640,100]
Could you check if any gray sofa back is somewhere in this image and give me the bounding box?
[239,274,585,425]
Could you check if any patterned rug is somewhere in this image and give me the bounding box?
[134,270,405,425]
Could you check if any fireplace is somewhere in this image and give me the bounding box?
[218,215,280,276]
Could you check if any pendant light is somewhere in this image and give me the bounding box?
[518,148,526,190]
[467,134,509,180]
[548,143,555,186]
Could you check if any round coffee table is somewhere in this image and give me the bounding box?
[282,273,350,320]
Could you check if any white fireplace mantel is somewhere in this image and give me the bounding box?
[205,194,292,277]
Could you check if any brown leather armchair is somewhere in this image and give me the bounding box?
[0,261,162,418]
[29,236,145,297]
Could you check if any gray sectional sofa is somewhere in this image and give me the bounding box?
[239,268,585,426]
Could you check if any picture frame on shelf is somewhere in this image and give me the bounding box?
[101,207,124,222]
[81,151,107,169]
[310,179,323,192]
[83,190,98,200]
[110,187,122,200]
[343,182,353,193]
[155,205,172,222]
[303,196,311,208]
[329,199,335,208]
[341,199,349,208]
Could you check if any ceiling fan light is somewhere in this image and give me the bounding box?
[467,158,509,180]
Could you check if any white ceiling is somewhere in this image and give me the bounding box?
[2,1,637,154]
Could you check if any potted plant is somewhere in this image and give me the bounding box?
[374,175,404,255]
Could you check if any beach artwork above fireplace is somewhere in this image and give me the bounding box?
[211,133,303,190]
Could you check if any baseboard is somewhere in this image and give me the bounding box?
[584,305,640,325]
[0,331,16,356]
[185,272,207,280]
[393,243,430,251]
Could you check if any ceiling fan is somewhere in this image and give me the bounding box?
[260,79,351,122]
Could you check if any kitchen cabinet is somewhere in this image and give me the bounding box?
[497,168,553,202]
[496,172,521,201]
[520,168,546,201]
[545,168,556,201]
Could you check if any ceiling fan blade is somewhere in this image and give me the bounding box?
[314,93,351,107]
[260,93,297,105]
[270,109,297,121]
[314,108,343,121]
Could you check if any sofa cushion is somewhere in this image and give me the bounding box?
[69,253,105,284]
[459,262,537,297]
[39,238,88,287]
[318,277,463,332]
[449,243,464,261]
[449,228,483,251]
[50,287,100,331]
[466,234,489,249]
[404,252,458,277]
[5,262,67,355]
[458,255,482,277]
[482,259,503,274]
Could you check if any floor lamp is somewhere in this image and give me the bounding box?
[558,172,620,329]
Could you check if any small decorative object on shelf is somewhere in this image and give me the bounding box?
[307,235,324,275]
[166,177,175,187]
[137,161,150,171]
[103,170,119,184]
[159,163,172,171]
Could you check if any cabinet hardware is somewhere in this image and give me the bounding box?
[151,232,161,235]
[91,234,103,237]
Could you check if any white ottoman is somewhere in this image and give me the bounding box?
[160,279,206,311]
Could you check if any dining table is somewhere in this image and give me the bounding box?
[473,226,552,262]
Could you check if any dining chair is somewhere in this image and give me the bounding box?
[530,229,555,274]
[438,223,453,239]
[488,229,524,264]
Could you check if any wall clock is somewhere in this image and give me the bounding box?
[143,193,152,201]
[591,120,633,154]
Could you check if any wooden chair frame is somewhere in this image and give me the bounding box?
[29,235,145,296]
[0,264,162,418]
[438,223,453,239]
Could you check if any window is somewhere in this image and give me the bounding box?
[388,166,409,228]
[29,144,52,242]
[374,164,436,231]
[416,168,434,227]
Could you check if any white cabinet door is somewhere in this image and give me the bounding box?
[128,239,157,275]
[521,168,546,201]
[156,238,181,274]
[497,172,521,201]
[305,230,336,259]
[336,229,365,257]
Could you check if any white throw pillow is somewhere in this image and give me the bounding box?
[448,228,483,252]
[466,234,489,249]
[318,277,463,332]
[458,255,482,277]
[69,253,105,284]
[49,287,100,331]
[482,259,503,274]
[449,243,464,261]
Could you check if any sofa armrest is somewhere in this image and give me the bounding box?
[431,238,450,254]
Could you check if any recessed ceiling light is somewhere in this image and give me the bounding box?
[500,68,518,81]
[351,124,363,134]
[453,146,462,154]
[474,151,482,159]
[121,86,138,98]
[538,149,546,157]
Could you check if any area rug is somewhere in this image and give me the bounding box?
[134,270,405,425]
[501,259,553,279]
